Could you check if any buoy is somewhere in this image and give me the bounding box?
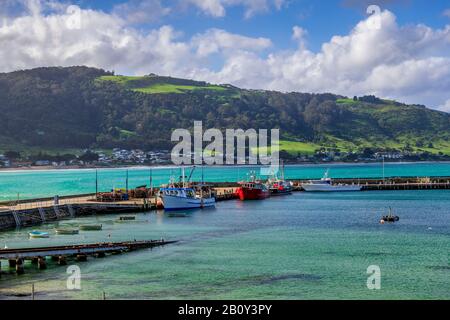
[380,220,385,224]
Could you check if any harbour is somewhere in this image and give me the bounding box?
[0,163,449,300]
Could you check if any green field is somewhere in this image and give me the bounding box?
[253,140,322,156]
[97,75,227,94]
[336,98,358,105]
[133,83,226,94]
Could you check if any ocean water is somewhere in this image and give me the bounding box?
[0,189,449,300]
[0,162,450,201]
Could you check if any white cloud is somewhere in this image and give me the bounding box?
[438,99,450,113]
[185,0,226,17]
[186,0,285,18]
[0,4,449,112]
[192,28,272,57]
[112,0,171,24]
[199,10,450,110]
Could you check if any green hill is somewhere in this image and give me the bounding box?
[0,66,449,156]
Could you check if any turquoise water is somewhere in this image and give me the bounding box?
[0,189,449,300]
[1,162,450,201]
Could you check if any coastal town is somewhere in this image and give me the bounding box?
[0,147,448,169]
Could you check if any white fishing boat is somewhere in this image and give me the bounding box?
[159,167,216,211]
[302,170,362,192]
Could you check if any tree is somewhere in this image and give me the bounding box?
[4,151,21,160]
[79,151,99,162]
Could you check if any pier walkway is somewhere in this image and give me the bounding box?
[0,240,177,275]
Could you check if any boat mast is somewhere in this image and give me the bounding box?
[149,168,153,196]
[182,167,185,188]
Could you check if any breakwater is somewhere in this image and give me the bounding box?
[0,203,145,231]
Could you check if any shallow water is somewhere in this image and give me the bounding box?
[1,189,449,300]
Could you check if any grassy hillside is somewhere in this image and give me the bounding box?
[97,75,229,94]
[0,67,448,156]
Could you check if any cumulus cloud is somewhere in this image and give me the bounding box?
[192,28,272,57]
[198,10,450,110]
[0,3,449,111]
[186,0,285,18]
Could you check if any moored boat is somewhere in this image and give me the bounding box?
[237,172,270,200]
[55,228,79,235]
[79,224,102,231]
[302,170,362,192]
[29,231,50,238]
[160,187,216,210]
[380,207,400,224]
[267,163,293,196]
[268,180,293,196]
[117,216,136,221]
[159,167,216,211]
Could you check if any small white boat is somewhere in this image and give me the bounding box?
[29,231,50,238]
[302,171,362,192]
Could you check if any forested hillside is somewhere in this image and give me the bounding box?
[0,66,449,156]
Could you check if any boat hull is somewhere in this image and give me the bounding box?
[29,231,49,238]
[302,184,362,192]
[269,188,292,196]
[237,187,270,200]
[161,195,216,211]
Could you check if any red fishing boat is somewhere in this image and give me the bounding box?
[236,172,270,201]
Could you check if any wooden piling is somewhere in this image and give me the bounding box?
[37,257,46,270]
[9,259,16,268]
[16,258,24,275]
[76,254,87,262]
[58,256,67,266]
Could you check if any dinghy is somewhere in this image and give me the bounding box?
[29,231,50,238]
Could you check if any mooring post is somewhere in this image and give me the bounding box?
[76,254,87,262]
[102,291,106,300]
[9,259,17,268]
[31,284,35,300]
[58,256,67,266]
[37,257,47,270]
[16,258,24,275]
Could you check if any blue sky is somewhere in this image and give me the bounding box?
[69,0,450,52]
[0,0,449,110]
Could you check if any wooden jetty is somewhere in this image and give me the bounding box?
[0,239,177,275]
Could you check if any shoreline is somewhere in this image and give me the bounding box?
[1,160,450,173]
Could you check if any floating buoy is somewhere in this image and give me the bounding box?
[380,220,385,224]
